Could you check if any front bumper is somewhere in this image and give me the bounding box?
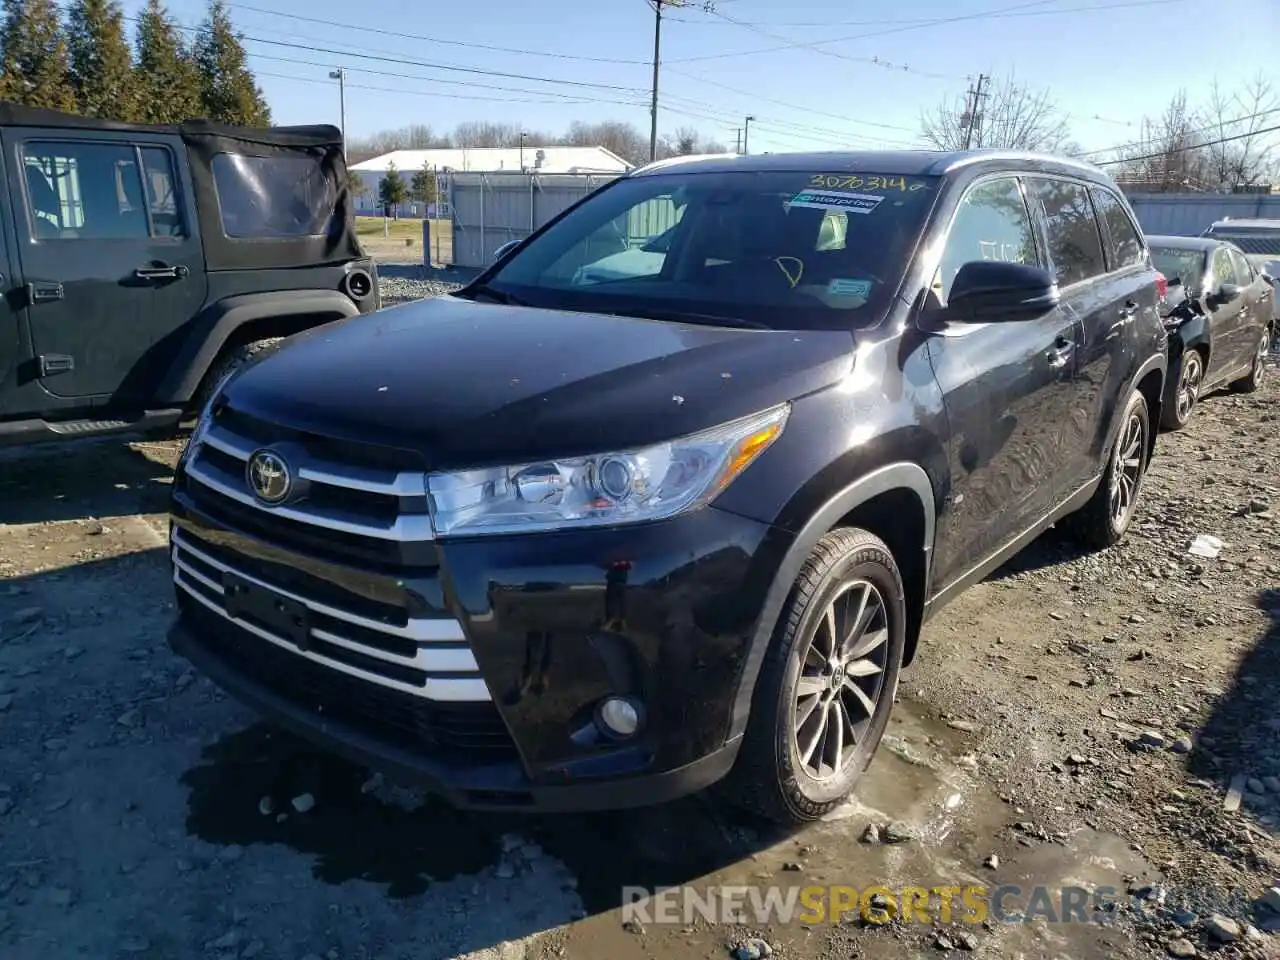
[169,487,788,812]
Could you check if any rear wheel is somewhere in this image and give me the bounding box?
[725,528,906,824]
[1065,389,1150,550]
[1161,349,1202,431]
[1230,327,1269,394]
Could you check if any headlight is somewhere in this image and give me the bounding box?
[426,403,789,536]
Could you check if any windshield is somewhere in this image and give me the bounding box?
[470,169,941,330]
[1151,246,1206,286]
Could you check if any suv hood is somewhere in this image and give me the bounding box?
[221,296,855,469]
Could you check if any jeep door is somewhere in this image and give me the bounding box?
[4,129,207,403]
[925,175,1082,589]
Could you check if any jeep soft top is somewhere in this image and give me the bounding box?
[0,101,378,448]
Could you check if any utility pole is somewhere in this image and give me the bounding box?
[961,73,988,150]
[519,131,527,173]
[743,115,755,155]
[648,0,666,162]
[328,68,346,155]
[733,128,742,154]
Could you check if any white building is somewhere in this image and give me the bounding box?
[350,145,632,214]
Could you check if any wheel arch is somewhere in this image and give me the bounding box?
[154,291,361,407]
[727,461,936,742]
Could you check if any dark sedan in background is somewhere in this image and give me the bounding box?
[1148,235,1273,429]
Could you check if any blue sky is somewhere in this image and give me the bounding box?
[123,0,1277,157]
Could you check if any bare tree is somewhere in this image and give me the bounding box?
[656,125,728,160]
[921,73,1074,153]
[1110,90,1208,192]
[1198,74,1279,190]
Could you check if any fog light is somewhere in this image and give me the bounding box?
[597,697,643,739]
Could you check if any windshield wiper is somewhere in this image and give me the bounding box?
[609,307,772,330]
[460,283,530,307]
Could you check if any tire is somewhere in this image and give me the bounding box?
[1230,326,1269,394]
[189,337,284,419]
[724,527,906,825]
[1160,348,1202,431]
[1065,389,1150,550]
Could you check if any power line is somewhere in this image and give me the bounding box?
[1081,107,1280,158]
[1099,123,1280,167]
[254,70,616,106]
[119,13,642,94]
[670,0,1177,66]
[664,66,920,134]
[228,1,650,65]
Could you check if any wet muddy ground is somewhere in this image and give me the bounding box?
[2,371,1280,959]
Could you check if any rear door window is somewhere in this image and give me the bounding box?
[1026,178,1106,287]
[212,153,339,239]
[21,141,176,241]
[1091,187,1144,270]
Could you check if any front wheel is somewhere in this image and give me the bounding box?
[1065,389,1150,550]
[1161,349,1202,431]
[1230,327,1269,394]
[724,527,906,824]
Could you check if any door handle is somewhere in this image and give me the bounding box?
[25,281,63,304]
[133,263,189,281]
[1047,338,1073,369]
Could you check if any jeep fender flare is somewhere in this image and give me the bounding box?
[726,461,936,741]
[156,291,361,405]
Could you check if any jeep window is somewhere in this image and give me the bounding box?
[1150,246,1206,288]
[22,142,170,241]
[471,170,940,330]
[141,147,184,237]
[1204,227,1280,257]
[1026,178,1106,287]
[932,177,1039,303]
[212,153,339,239]
[1091,187,1144,270]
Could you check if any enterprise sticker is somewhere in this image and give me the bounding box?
[828,278,873,298]
[789,190,884,215]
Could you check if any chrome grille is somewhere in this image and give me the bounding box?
[184,419,433,542]
[171,529,490,703]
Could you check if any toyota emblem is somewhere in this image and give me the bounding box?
[247,449,291,505]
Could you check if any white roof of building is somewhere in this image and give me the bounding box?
[350,146,631,175]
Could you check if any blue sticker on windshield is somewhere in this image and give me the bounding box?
[828,278,873,298]
[789,190,884,215]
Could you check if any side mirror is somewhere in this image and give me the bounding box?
[945,261,1059,323]
[1214,282,1242,304]
[492,239,520,263]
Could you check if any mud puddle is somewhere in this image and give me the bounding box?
[182,697,1160,958]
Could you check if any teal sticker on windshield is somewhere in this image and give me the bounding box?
[789,190,884,215]
[828,278,873,298]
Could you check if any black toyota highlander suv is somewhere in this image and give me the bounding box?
[168,150,1167,824]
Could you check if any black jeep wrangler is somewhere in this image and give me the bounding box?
[0,102,378,447]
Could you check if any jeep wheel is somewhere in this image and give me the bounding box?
[1066,389,1150,550]
[1230,328,1269,394]
[1161,349,1202,431]
[191,338,284,418]
[726,527,905,824]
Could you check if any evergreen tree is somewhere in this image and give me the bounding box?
[0,0,76,112]
[409,162,437,208]
[134,0,201,124]
[66,0,135,121]
[378,162,407,218]
[193,0,269,127]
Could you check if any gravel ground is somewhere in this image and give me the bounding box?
[1,342,1279,959]
[373,261,465,307]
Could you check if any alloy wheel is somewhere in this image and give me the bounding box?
[1109,410,1147,528]
[1176,353,1202,421]
[793,579,889,781]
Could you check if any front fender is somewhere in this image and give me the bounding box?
[155,291,362,405]
[725,461,936,741]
